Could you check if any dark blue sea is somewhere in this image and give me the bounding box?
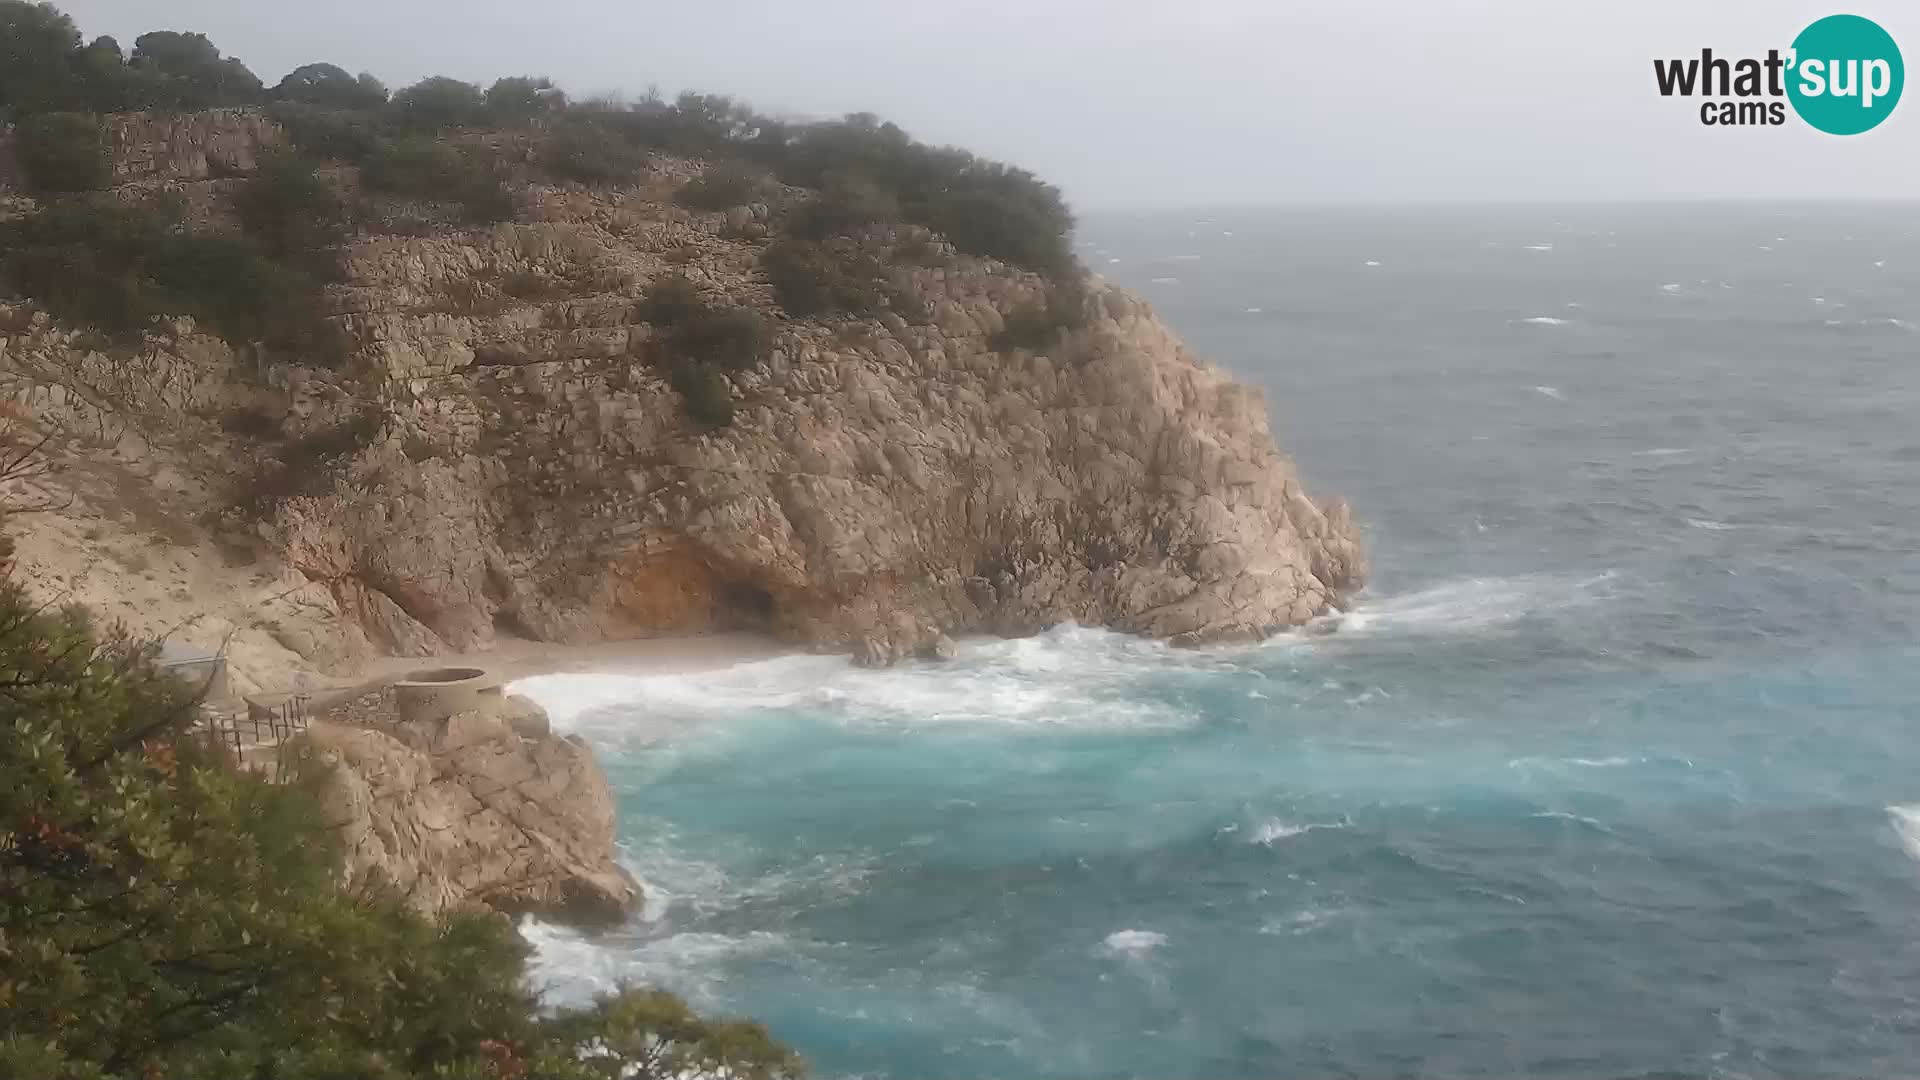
[519,203,1920,1080]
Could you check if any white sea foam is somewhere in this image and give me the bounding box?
[1520,316,1568,327]
[1250,818,1347,845]
[1334,571,1614,638]
[1660,283,1682,294]
[1534,385,1565,400]
[517,624,1213,737]
[1633,447,1691,457]
[1364,260,1381,267]
[1171,254,1203,262]
[1106,257,1121,264]
[1103,929,1167,954]
[1244,306,1264,314]
[1524,243,1554,252]
[1687,518,1738,531]
[1889,805,1920,863]
[1531,810,1609,830]
[1148,276,1179,284]
[1875,258,1887,268]
[522,918,793,1008]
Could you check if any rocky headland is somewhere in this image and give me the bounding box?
[1,105,1363,923]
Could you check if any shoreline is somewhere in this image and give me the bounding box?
[307,631,795,713]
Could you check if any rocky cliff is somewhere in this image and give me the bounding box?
[0,110,1364,691]
[295,694,639,923]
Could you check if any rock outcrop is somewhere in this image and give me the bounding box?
[294,695,639,923]
[0,112,1365,691]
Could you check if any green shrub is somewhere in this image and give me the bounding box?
[762,236,922,321]
[390,75,485,130]
[273,62,388,109]
[776,116,1076,276]
[127,29,264,109]
[362,138,513,223]
[539,121,648,185]
[485,75,563,120]
[674,164,763,211]
[673,305,770,372]
[671,362,735,429]
[270,103,389,163]
[635,273,705,326]
[0,579,804,1080]
[15,111,110,193]
[637,275,770,373]
[234,149,350,262]
[0,199,345,361]
[784,170,898,239]
[993,301,1074,352]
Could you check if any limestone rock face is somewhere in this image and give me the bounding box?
[296,701,639,924]
[1,119,1365,683]
[274,234,1367,660]
[106,109,280,186]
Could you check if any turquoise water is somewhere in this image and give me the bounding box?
[518,204,1920,1079]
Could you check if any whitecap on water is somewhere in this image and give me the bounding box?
[1687,518,1738,531]
[1888,805,1920,863]
[1249,817,1347,845]
[1148,276,1179,284]
[1102,929,1167,954]
[1660,283,1682,294]
[1364,260,1381,267]
[1331,571,1614,638]
[1534,385,1566,400]
[1519,316,1568,327]
[1524,243,1554,252]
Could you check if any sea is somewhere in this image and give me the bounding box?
[514,203,1920,1080]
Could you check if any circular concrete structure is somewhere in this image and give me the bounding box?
[393,666,503,726]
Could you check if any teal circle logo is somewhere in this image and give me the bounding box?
[1787,14,1904,134]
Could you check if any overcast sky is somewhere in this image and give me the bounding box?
[53,0,1920,210]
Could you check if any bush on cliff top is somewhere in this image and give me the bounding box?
[0,575,805,1079]
[0,198,345,361]
[14,110,111,193]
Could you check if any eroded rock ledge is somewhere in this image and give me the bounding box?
[295,692,638,923]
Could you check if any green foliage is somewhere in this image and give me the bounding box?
[14,110,109,193]
[785,170,898,239]
[762,236,924,322]
[538,120,648,186]
[0,581,804,1079]
[777,116,1076,275]
[670,362,736,430]
[128,29,264,109]
[273,62,388,109]
[269,102,389,163]
[635,273,704,326]
[234,149,350,262]
[485,75,562,120]
[362,138,514,223]
[674,163,764,212]
[0,199,344,360]
[391,75,485,131]
[0,0,83,119]
[637,275,765,428]
[674,305,771,373]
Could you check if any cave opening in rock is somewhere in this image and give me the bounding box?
[716,580,777,631]
[492,606,535,642]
